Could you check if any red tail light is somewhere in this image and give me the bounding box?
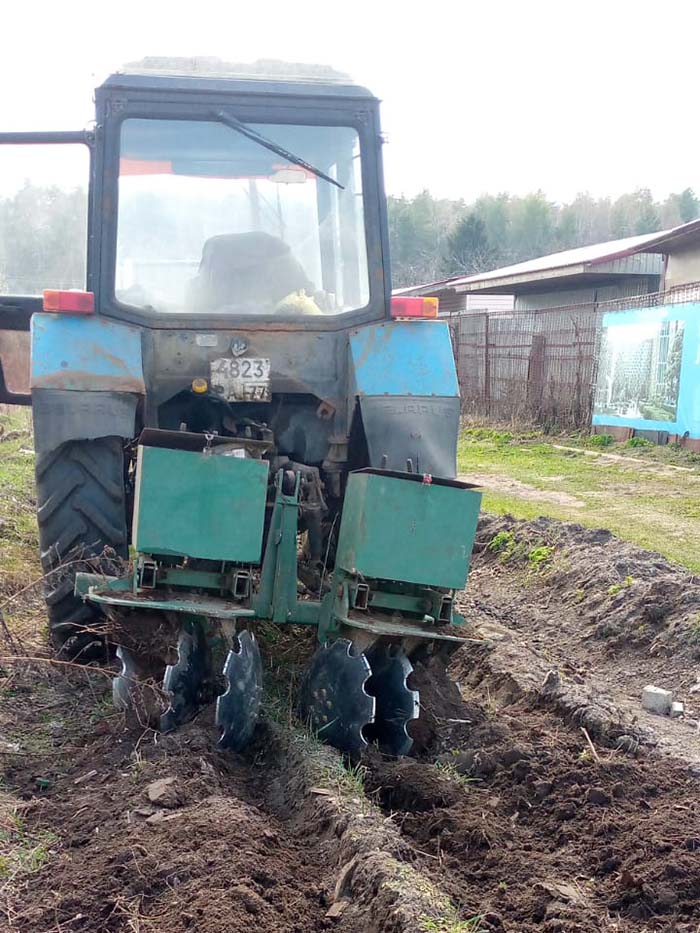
[43,290,95,314]
[390,296,439,319]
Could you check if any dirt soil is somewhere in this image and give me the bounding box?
[4,512,700,931]
[2,677,326,931]
[366,653,700,931]
[362,513,700,931]
[462,515,700,763]
[465,474,586,509]
[1,632,460,933]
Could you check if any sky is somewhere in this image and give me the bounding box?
[2,0,698,204]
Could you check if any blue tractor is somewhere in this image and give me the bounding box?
[0,62,481,755]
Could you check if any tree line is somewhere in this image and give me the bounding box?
[388,187,700,288]
[1,181,698,296]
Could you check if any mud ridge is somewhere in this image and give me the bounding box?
[458,513,700,766]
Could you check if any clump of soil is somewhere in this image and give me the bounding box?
[457,514,700,745]
[364,535,700,932]
[408,650,486,755]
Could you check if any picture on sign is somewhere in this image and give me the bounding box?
[594,318,685,423]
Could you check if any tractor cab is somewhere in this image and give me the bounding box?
[0,59,390,404]
[100,66,383,325]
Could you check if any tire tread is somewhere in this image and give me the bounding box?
[35,437,127,651]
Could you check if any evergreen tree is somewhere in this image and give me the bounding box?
[442,213,493,275]
[678,188,699,223]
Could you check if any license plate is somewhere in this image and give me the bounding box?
[210,357,271,402]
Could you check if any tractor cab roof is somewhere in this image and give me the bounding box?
[99,57,376,102]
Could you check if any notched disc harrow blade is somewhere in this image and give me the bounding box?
[365,643,419,757]
[216,630,263,751]
[299,638,375,756]
[113,645,139,711]
[113,645,169,726]
[160,623,210,732]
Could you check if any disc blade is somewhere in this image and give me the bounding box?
[112,645,164,727]
[160,622,209,732]
[216,630,263,751]
[365,643,419,756]
[298,639,375,755]
[113,645,138,711]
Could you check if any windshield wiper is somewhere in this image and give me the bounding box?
[213,110,344,190]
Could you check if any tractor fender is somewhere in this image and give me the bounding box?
[31,313,144,453]
[348,320,460,477]
[349,319,458,398]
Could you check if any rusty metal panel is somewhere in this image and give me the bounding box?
[31,313,144,393]
[0,331,30,397]
[349,320,458,397]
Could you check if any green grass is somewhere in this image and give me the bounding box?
[434,759,479,791]
[488,529,515,555]
[458,429,700,572]
[686,619,700,648]
[0,797,58,885]
[625,436,655,449]
[332,760,368,796]
[422,916,486,933]
[527,544,554,569]
[608,575,634,596]
[0,406,38,586]
[586,433,614,448]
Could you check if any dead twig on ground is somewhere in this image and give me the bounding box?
[0,655,115,679]
[0,609,22,654]
[0,429,31,444]
[0,546,129,622]
[581,726,601,763]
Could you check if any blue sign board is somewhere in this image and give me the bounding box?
[592,303,700,437]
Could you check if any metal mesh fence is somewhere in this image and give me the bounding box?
[449,281,700,430]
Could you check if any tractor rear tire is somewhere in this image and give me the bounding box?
[35,437,128,659]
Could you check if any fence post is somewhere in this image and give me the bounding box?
[527,334,546,419]
[483,313,491,417]
[448,313,461,390]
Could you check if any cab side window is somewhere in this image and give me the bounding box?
[0,142,89,402]
[0,144,88,296]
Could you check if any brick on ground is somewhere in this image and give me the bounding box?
[642,685,673,716]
